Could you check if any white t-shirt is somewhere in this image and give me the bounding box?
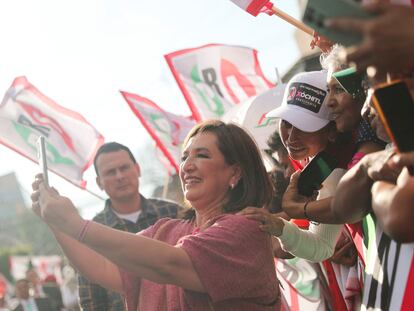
[113,210,141,223]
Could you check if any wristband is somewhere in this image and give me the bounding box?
[77,220,92,242]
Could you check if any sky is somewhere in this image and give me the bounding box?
[0,0,304,218]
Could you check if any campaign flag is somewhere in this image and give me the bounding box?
[276,258,331,311]
[120,91,196,174]
[165,43,274,121]
[229,0,273,16]
[0,76,104,188]
[222,84,286,150]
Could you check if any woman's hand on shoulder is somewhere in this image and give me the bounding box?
[237,207,285,237]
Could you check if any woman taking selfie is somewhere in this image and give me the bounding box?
[31,120,280,311]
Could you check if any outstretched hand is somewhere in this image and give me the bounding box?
[327,2,414,75]
[361,148,401,183]
[310,32,334,54]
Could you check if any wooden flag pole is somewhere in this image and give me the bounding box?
[271,6,314,36]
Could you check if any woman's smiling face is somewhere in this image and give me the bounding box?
[179,132,236,208]
[279,120,335,161]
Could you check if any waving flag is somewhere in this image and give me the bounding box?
[165,43,274,121]
[0,77,104,188]
[229,0,272,16]
[229,1,314,36]
[120,91,196,173]
[222,84,286,150]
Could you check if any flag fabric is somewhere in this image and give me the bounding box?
[0,77,104,188]
[276,258,331,311]
[221,84,285,150]
[229,0,273,16]
[165,43,274,121]
[120,91,196,174]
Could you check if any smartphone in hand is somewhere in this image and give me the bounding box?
[297,151,338,197]
[36,136,49,187]
[303,0,374,46]
[372,80,414,174]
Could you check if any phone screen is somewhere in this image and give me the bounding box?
[373,81,414,153]
[297,151,338,197]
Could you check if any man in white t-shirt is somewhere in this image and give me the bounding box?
[78,142,182,311]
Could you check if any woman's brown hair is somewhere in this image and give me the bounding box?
[182,120,274,218]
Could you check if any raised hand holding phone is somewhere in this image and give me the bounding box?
[36,136,49,188]
[372,81,414,175]
[297,151,338,197]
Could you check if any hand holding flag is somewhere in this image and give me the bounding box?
[229,0,314,36]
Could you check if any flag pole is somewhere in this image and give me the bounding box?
[270,5,314,36]
[83,188,105,200]
[162,174,170,199]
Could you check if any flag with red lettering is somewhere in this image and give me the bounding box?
[120,91,196,173]
[0,76,104,188]
[165,44,274,121]
[229,0,273,16]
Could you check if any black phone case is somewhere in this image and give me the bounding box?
[297,151,338,197]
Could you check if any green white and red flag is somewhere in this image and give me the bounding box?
[0,76,104,188]
[222,84,286,150]
[120,91,195,174]
[165,43,274,121]
[229,0,273,16]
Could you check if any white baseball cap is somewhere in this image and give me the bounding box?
[266,71,332,132]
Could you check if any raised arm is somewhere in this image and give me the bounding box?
[331,160,372,224]
[239,207,342,262]
[281,171,342,224]
[31,178,205,293]
[327,2,414,75]
[50,228,123,293]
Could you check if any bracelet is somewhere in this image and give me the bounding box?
[77,220,92,242]
[303,200,311,221]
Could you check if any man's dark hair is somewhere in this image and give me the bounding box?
[93,142,136,176]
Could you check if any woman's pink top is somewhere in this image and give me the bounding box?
[119,214,279,311]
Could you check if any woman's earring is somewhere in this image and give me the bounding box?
[230,183,235,189]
